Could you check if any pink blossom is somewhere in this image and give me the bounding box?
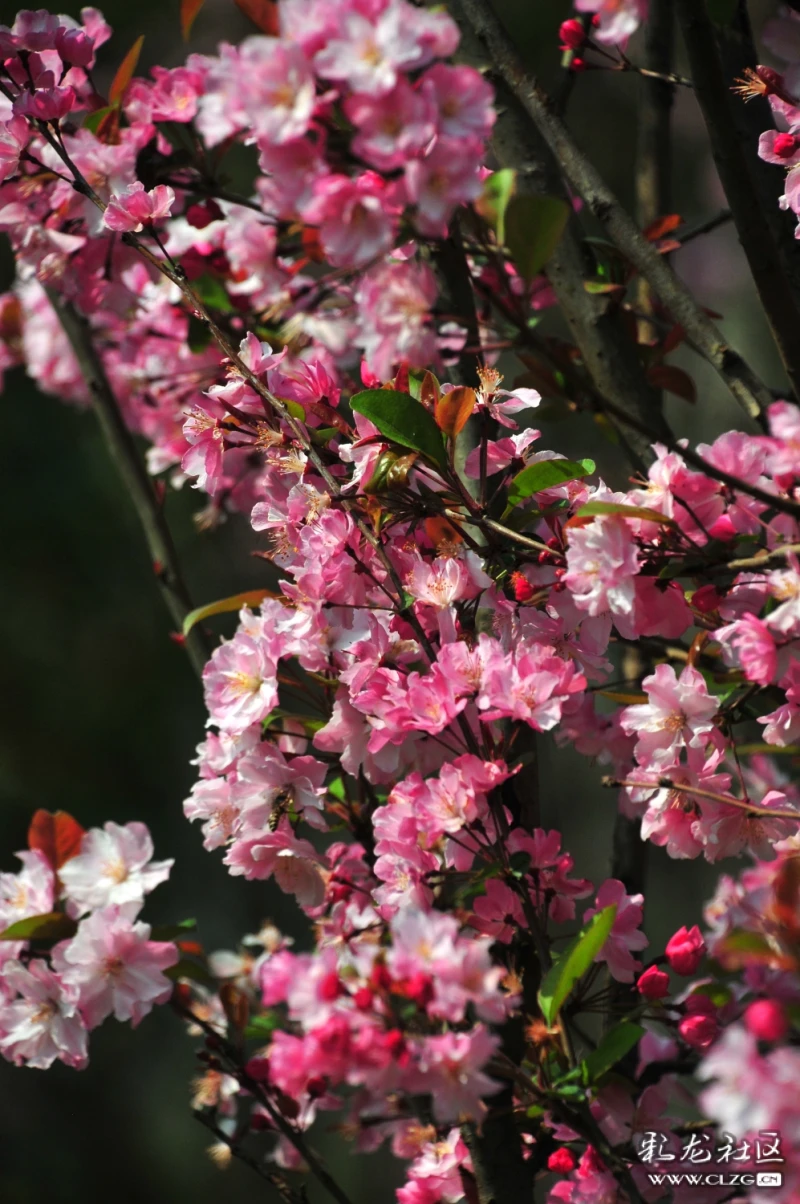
[225,820,326,907]
[477,637,586,730]
[584,879,648,983]
[103,182,175,233]
[564,515,640,621]
[0,850,54,930]
[409,1026,501,1122]
[303,173,396,269]
[405,137,484,236]
[203,620,279,734]
[0,960,88,1069]
[13,85,76,122]
[344,82,435,172]
[0,115,29,182]
[55,905,178,1029]
[620,664,719,769]
[575,0,648,45]
[313,0,457,96]
[420,64,495,140]
[58,821,173,916]
[714,614,778,685]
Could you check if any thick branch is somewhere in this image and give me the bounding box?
[45,288,211,679]
[675,0,800,400]
[453,0,774,427]
[489,77,665,467]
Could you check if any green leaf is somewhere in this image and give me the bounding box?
[244,1012,282,1041]
[327,776,346,801]
[0,912,78,942]
[737,743,800,756]
[187,313,212,353]
[538,904,617,1025]
[581,1021,644,1084]
[83,104,118,134]
[183,588,279,637]
[505,195,570,282]
[476,168,516,244]
[576,501,674,525]
[350,389,447,469]
[193,273,233,312]
[151,918,197,941]
[583,280,626,296]
[507,458,594,509]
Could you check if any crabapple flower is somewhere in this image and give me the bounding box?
[58,821,173,916]
[0,115,29,182]
[620,664,718,769]
[203,620,279,733]
[103,182,175,233]
[575,0,648,45]
[54,905,178,1028]
[410,1026,501,1122]
[0,960,88,1069]
[564,515,640,621]
[584,879,648,983]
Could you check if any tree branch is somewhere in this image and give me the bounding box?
[45,287,211,679]
[452,0,775,428]
[675,0,800,400]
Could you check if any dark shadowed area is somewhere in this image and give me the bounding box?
[0,0,783,1200]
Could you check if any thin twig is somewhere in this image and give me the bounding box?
[193,1110,306,1203]
[675,0,800,400]
[453,0,775,426]
[174,1001,355,1204]
[605,777,800,822]
[44,286,211,678]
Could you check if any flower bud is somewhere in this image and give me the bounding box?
[744,999,788,1042]
[678,1012,718,1049]
[559,19,585,50]
[636,965,670,1000]
[548,1148,577,1174]
[665,925,705,975]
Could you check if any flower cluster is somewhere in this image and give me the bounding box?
[0,814,177,1069]
[5,2,800,1202]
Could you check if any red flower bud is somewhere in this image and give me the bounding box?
[548,1148,577,1174]
[744,999,789,1042]
[558,19,585,50]
[665,925,706,975]
[678,1012,718,1049]
[774,132,799,158]
[636,965,670,1000]
[511,571,536,602]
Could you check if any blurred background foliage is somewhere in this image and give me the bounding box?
[0,0,784,1199]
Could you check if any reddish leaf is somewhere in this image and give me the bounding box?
[772,855,800,940]
[233,0,279,34]
[643,213,682,241]
[661,324,686,356]
[220,982,250,1032]
[583,280,626,296]
[181,0,206,38]
[434,385,476,437]
[28,809,86,870]
[647,364,697,404]
[109,34,144,105]
[656,238,682,255]
[301,226,325,262]
[419,370,440,410]
[424,515,463,547]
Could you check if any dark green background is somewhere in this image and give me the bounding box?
[0,0,781,1200]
